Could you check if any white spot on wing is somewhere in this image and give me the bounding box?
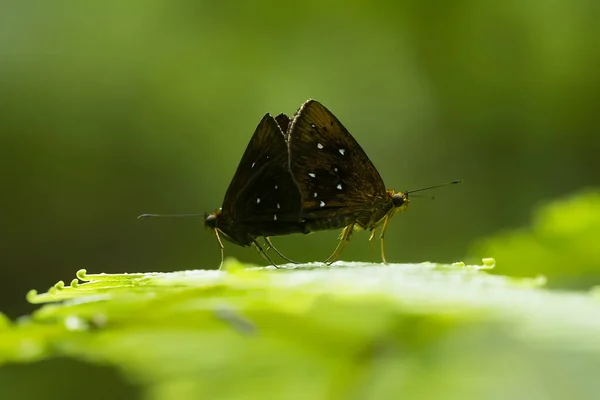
[339,149,345,155]
[273,214,277,221]
[319,201,325,207]
[334,167,338,172]
[337,184,342,190]
[277,203,280,209]
[314,192,318,197]
[256,198,261,204]
[275,185,278,189]
[251,162,256,168]
[309,173,316,178]
[317,143,323,149]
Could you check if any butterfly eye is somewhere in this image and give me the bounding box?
[392,193,407,207]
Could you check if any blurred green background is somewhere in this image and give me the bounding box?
[2,0,600,321]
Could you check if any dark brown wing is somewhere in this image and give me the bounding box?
[287,100,387,220]
[222,114,301,224]
[274,113,290,135]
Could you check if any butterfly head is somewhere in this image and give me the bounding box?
[204,209,221,231]
[390,191,410,213]
[204,208,244,246]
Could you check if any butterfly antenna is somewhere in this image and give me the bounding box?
[409,194,436,200]
[406,180,462,195]
[137,213,205,219]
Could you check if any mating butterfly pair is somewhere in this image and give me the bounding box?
[203,99,460,267]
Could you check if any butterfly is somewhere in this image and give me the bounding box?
[285,99,461,263]
[141,100,459,268]
[203,112,308,267]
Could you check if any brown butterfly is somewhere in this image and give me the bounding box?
[141,100,459,268]
[202,113,308,266]
[140,113,306,268]
[285,99,461,263]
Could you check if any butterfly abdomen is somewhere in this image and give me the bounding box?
[245,221,309,238]
[304,214,357,233]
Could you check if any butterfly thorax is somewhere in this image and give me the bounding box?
[352,190,409,230]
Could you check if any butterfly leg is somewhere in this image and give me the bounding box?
[378,215,391,264]
[214,229,225,270]
[368,228,377,262]
[259,238,280,261]
[260,237,275,259]
[260,237,288,262]
[252,238,280,268]
[324,224,354,264]
[264,237,299,264]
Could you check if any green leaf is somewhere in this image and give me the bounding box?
[2,259,600,399]
[472,190,600,289]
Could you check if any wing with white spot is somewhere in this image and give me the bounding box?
[221,114,301,224]
[287,100,387,219]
